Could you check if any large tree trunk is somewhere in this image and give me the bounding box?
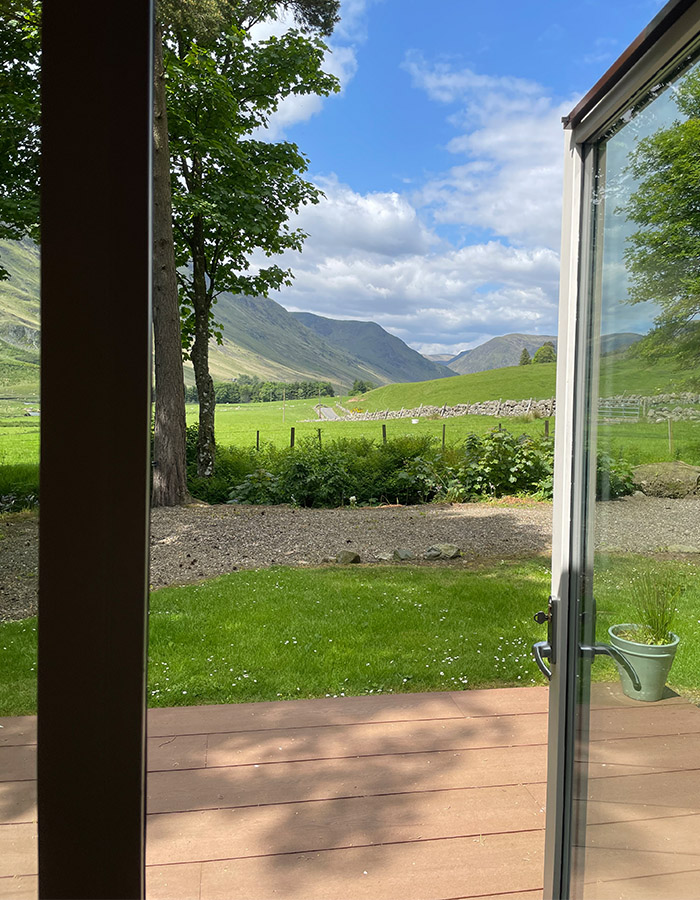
[152,24,191,506]
[191,215,216,477]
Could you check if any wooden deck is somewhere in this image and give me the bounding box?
[1,684,699,899]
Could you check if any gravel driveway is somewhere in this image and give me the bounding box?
[2,494,700,622]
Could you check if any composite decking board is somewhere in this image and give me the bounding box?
[587,732,700,769]
[0,717,36,748]
[147,691,468,737]
[145,784,544,865]
[146,742,549,815]
[0,822,36,878]
[193,830,545,900]
[201,714,548,769]
[0,780,35,824]
[0,746,36,783]
[580,868,700,899]
[3,687,699,899]
[0,874,37,900]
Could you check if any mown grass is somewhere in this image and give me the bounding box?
[2,554,699,717]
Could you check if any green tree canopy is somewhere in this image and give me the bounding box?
[533,341,556,364]
[622,67,700,368]
[519,347,531,366]
[0,0,40,279]
[165,12,339,475]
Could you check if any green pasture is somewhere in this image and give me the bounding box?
[197,399,553,449]
[2,554,699,717]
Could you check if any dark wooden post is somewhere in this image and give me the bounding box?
[317,428,322,447]
[256,430,260,451]
[290,426,295,448]
[382,423,387,444]
[545,419,550,438]
[442,423,446,449]
[39,2,153,897]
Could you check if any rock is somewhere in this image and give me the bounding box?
[632,461,700,498]
[423,543,462,560]
[392,548,415,561]
[321,556,336,563]
[336,550,361,564]
[375,552,394,562]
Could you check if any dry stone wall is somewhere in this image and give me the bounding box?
[339,393,700,423]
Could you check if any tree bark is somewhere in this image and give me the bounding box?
[152,24,191,506]
[191,214,216,477]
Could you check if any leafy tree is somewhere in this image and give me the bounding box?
[622,68,700,369]
[0,0,40,280]
[352,379,375,394]
[533,341,556,364]
[519,347,531,366]
[165,7,339,477]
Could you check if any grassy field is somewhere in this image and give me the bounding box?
[2,554,699,717]
[1,353,696,468]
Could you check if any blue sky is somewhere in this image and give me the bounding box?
[254,0,667,355]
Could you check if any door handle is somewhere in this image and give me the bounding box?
[532,641,553,680]
[580,643,641,690]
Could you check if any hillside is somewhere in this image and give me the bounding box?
[0,241,41,398]
[448,333,559,375]
[354,364,558,412]
[0,239,441,393]
[291,312,449,384]
[353,352,683,413]
[447,331,643,375]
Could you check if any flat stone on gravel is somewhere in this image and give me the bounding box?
[336,550,361,564]
[393,548,416,561]
[6,496,700,623]
[424,543,462,560]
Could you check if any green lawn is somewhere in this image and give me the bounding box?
[2,555,699,717]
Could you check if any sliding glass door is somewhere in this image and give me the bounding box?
[544,4,700,897]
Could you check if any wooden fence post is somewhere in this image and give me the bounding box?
[382,423,387,444]
[290,427,295,448]
[317,428,322,448]
[442,422,446,449]
[256,430,260,451]
[544,419,550,438]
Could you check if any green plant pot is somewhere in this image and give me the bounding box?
[608,624,680,702]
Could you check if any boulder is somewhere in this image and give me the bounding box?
[336,550,361,564]
[392,548,416,561]
[632,461,700,498]
[375,552,394,562]
[423,543,462,560]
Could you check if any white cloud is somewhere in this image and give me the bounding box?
[405,53,573,251]
[251,0,375,140]
[258,178,560,352]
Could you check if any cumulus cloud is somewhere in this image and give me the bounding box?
[251,0,375,140]
[249,43,571,354]
[405,52,573,251]
[257,177,560,352]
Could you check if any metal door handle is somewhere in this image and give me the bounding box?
[532,641,553,680]
[581,643,641,690]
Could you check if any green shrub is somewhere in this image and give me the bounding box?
[0,464,39,512]
[596,451,635,499]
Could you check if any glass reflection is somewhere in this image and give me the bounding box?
[574,54,700,899]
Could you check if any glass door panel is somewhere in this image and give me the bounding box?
[571,50,700,900]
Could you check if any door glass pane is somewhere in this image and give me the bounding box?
[573,50,700,899]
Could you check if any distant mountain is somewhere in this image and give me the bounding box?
[447,331,644,375]
[0,239,447,394]
[422,354,455,365]
[292,312,450,384]
[448,333,560,375]
[600,332,643,356]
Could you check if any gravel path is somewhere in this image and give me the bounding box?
[2,495,700,622]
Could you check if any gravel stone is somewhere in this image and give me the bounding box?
[4,495,700,622]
